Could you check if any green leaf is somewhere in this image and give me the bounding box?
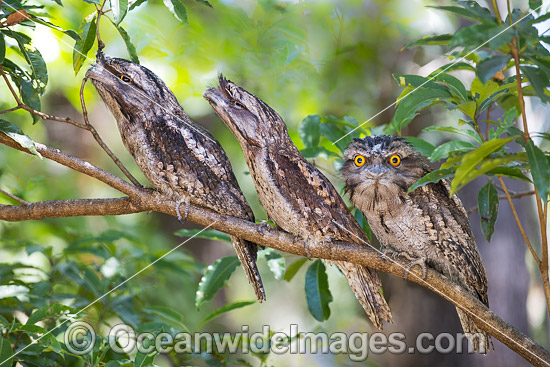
[0,119,41,157]
[457,101,477,120]
[110,0,128,25]
[521,66,550,102]
[200,301,255,326]
[477,56,510,84]
[0,33,5,64]
[300,146,339,160]
[428,2,495,23]
[429,140,476,162]
[115,25,139,64]
[304,259,332,322]
[320,122,355,153]
[130,0,147,10]
[478,182,499,241]
[29,16,81,41]
[393,74,448,91]
[0,337,13,367]
[195,256,240,309]
[264,251,285,280]
[423,125,481,143]
[164,0,188,23]
[299,114,321,148]
[389,88,452,134]
[529,0,542,9]
[194,0,212,7]
[73,15,97,75]
[283,258,308,282]
[403,34,452,49]
[451,136,517,194]
[174,228,231,243]
[450,23,512,52]
[134,350,157,367]
[143,306,188,331]
[27,304,77,325]
[434,73,469,102]
[486,166,530,182]
[407,168,455,193]
[403,137,435,157]
[525,140,550,199]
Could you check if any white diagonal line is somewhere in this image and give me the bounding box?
[333,2,549,145]
[1,2,215,143]
[332,219,548,365]
[0,221,217,365]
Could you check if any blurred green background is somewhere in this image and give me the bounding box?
[0,0,546,366]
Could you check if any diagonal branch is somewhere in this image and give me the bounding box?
[0,195,549,366]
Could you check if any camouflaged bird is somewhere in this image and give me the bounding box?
[86,54,266,302]
[203,75,392,330]
[341,135,492,352]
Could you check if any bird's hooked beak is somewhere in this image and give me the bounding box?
[365,162,389,179]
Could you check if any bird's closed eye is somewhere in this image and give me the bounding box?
[120,74,132,83]
[232,100,245,108]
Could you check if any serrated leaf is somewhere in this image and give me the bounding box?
[265,251,285,280]
[111,0,128,25]
[305,260,332,321]
[429,140,476,162]
[0,119,41,157]
[0,337,13,367]
[73,15,97,75]
[403,34,452,49]
[477,56,510,84]
[299,114,321,148]
[408,168,455,193]
[195,256,240,309]
[200,301,255,326]
[300,146,339,160]
[451,137,517,194]
[478,182,499,241]
[174,228,231,243]
[163,0,188,23]
[389,88,452,134]
[115,25,139,64]
[404,137,435,157]
[283,258,308,282]
[525,140,550,199]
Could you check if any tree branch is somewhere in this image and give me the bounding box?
[1,129,549,365]
[0,194,549,365]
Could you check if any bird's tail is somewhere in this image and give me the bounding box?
[456,308,493,353]
[333,261,392,330]
[231,236,266,302]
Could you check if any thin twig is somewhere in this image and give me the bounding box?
[80,78,141,187]
[498,177,540,263]
[0,189,28,205]
[94,0,107,51]
[467,190,535,214]
[492,0,502,24]
[0,66,86,128]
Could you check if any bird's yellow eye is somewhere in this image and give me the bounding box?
[354,155,365,167]
[389,154,401,166]
[120,75,132,83]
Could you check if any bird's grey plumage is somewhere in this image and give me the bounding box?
[85,54,265,302]
[203,76,392,330]
[341,135,492,352]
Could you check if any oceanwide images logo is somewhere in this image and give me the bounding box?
[64,321,486,360]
